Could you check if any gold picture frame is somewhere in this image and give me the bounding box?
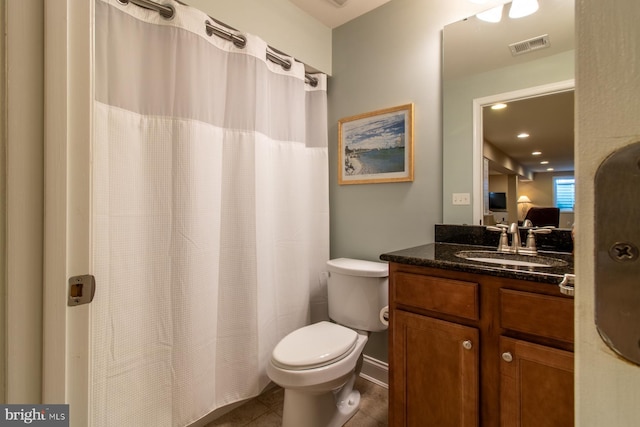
[338,103,414,185]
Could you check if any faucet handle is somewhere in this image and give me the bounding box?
[487,224,510,252]
[531,226,554,235]
[521,226,554,255]
[520,229,539,255]
[520,226,555,255]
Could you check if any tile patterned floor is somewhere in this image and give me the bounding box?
[205,376,388,427]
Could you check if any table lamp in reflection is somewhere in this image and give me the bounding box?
[517,195,532,219]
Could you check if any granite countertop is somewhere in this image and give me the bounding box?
[380,243,574,285]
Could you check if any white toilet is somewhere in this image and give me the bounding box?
[267,258,389,427]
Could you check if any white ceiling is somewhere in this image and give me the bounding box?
[288,0,391,28]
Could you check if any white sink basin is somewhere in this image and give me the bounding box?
[455,250,568,268]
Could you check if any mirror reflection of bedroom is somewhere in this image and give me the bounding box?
[483,90,574,229]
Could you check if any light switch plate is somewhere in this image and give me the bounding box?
[452,193,471,205]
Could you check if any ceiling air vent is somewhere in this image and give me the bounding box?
[509,34,550,56]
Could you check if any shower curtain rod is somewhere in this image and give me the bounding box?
[120,0,319,87]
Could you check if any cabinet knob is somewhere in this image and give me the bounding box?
[462,340,473,350]
[502,352,513,362]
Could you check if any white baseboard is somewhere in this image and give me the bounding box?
[359,355,388,389]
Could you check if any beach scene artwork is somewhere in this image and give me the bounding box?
[338,104,414,184]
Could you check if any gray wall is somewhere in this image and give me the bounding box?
[329,0,490,362]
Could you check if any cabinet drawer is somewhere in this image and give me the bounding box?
[393,272,479,320]
[500,289,574,343]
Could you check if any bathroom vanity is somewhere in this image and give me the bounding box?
[381,240,574,427]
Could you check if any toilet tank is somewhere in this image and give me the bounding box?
[326,258,389,332]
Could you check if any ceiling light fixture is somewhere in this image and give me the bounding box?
[517,133,530,138]
[491,103,507,110]
[476,5,504,23]
[532,151,542,156]
[509,0,539,19]
[540,160,549,164]
[546,167,555,171]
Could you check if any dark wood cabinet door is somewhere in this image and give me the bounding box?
[500,336,574,427]
[390,310,479,427]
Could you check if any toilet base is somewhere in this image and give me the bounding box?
[281,373,360,427]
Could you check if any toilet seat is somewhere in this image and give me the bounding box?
[271,321,358,370]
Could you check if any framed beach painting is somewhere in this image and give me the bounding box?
[338,103,414,185]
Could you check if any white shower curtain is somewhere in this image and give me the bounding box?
[91,1,329,425]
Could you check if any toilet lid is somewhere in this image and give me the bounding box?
[271,321,358,370]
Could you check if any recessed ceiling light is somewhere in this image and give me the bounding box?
[532,151,542,156]
[491,103,507,110]
[540,160,549,164]
[517,133,530,138]
[546,167,555,171]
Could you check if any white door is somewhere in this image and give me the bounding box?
[42,1,94,426]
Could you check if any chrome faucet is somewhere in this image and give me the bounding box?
[508,222,521,253]
[487,222,553,255]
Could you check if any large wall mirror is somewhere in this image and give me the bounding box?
[442,0,574,229]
